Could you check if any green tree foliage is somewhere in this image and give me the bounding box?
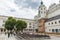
[16,20,27,32]
[5,17,16,38]
[5,17,16,30]
[5,17,27,37]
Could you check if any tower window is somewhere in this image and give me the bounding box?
[44,8,45,10]
[41,12,42,13]
[38,11,40,14]
[55,29,58,33]
[41,8,42,10]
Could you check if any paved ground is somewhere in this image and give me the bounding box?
[0,33,17,40]
[0,33,60,40]
[41,35,60,40]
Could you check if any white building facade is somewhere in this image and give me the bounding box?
[34,1,60,33]
[45,2,60,33]
[0,15,38,33]
[1,1,60,33]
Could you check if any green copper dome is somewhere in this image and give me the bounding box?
[39,1,46,8]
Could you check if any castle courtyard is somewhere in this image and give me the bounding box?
[0,33,60,40]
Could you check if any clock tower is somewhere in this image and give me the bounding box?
[38,1,47,33]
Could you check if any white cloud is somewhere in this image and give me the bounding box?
[0,0,60,19]
[12,7,38,19]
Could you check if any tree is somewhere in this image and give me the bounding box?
[16,20,27,32]
[5,17,16,37]
[5,17,27,37]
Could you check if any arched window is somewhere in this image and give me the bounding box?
[41,8,42,10]
[59,21,60,23]
[52,22,53,24]
[55,22,57,24]
[48,23,50,25]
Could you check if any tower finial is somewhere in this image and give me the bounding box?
[41,0,43,5]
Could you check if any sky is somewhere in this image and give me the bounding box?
[0,0,59,19]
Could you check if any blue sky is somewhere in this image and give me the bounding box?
[0,0,59,19]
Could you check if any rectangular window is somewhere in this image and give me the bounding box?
[29,29,32,31]
[49,29,51,31]
[52,29,54,32]
[55,29,58,33]
[52,22,53,24]
[29,26,31,28]
[29,23,31,25]
[3,20,5,22]
[2,24,5,26]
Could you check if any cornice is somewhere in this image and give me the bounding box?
[47,4,60,14]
